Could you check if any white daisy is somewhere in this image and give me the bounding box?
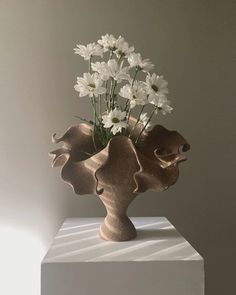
[74,43,103,60]
[92,59,130,83]
[156,95,173,115]
[98,34,117,52]
[146,73,168,104]
[91,61,110,80]
[128,53,154,72]
[119,81,147,109]
[139,113,152,129]
[115,36,134,57]
[107,59,130,83]
[74,72,106,98]
[102,109,127,135]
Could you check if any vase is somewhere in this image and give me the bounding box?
[49,120,190,241]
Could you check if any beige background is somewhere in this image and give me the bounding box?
[0,1,235,295]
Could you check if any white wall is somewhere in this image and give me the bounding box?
[0,1,235,295]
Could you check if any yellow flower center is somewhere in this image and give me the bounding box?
[151,84,158,92]
[112,117,120,123]
[109,46,117,51]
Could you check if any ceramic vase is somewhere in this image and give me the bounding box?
[49,120,190,241]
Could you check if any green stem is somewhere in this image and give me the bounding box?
[124,68,139,132]
[109,51,114,60]
[98,95,102,118]
[74,115,94,125]
[88,57,98,151]
[135,106,157,145]
[129,105,145,138]
[125,104,131,135]
[124,99,129,111]
[89,57,91,73]
[136,105,145,125]
[104,51,113,109]
[91,96,102,124]
[124,68,139,112]
[132,67,139,87]
[108,78,114,111]
[104,81,109,109]
[92,96,97,151]
[117,55,123,65]
[111,80,117,109]
[104,50,115,138]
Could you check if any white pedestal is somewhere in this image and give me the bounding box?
[41,217,204,295]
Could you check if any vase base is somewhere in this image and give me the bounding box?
[99,216,137,242]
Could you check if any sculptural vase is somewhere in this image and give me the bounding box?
[99,192,137,241]
[49,121,190,242]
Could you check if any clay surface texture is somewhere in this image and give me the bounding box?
[50,122,190,241]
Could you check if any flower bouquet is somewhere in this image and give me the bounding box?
[50,34,190,241]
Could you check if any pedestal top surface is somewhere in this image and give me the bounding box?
[42,217,202,263]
